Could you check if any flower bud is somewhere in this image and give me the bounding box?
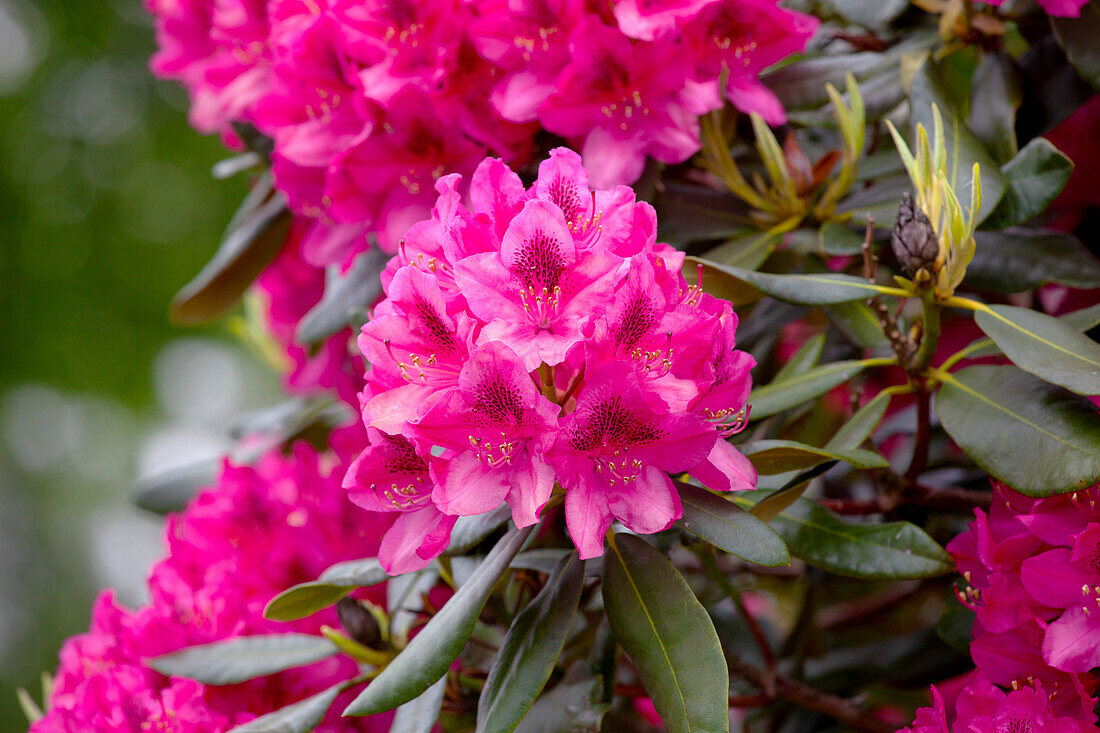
[891,192,939,278]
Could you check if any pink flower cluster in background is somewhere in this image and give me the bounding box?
[32,443,394,733]
[145,0,817,269]
[899,483,1100,731]
[344,148,757,572]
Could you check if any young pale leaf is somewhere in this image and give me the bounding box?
[734,495,954,578]
[697,262,906,306]
[824,390,893,451]
[264,558,389,622]
[1052,2,1100,90]
[982,138,1073,229]
[936,365,1100,495]
[230,680,349,733]
[171,178,292,325]
[603,533,730,733]
[749,359,888,419]
[296,247,388,345]
[391,676,448,733]
[741,439,888,474]
[966,229,1100,293]
[477,554,585,733]
[675,482,789,566]
[344,526,533,716]
[147,634,338,686]
[973,304,1100,395]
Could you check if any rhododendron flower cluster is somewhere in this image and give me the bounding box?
[145,0,817,268]
[343,148,757,572]
[900,483,1100,731]
[32,444,394,732]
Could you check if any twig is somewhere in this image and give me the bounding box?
[861,218,912,364]
[905,386,932,483]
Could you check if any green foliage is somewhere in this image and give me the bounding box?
[982,139,1073,229]
[264,558,389,623]
[147,635,339,686]
[229,681,351,733]
[675,482,790,566]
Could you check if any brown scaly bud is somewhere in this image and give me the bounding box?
[336,597,384,649]
[891,193,939,279]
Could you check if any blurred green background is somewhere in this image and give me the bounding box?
[0,2,282,729]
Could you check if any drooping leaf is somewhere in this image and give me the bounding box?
[344,526,533,715]
[603,533,730,733]
[750,359,886,419]
[973,304,1100,395]
[824,390,893,451]
[675,483,789,566]
[698,262,905,306]
[741,439,888,474]
[982,139,1073,229]
[230,680,350,733]
[147,634,338,686]
[296,247,389,345]
[733,495,954,579]
[936,365,1100,495]
[478,554,585,733]
[264,558,389,622]
[748,462,837,521]
[171,176,292,325]
[446,504,513,555]
[966,229,1100,293]
[512,664,609,733]
[1052,2,1100,90]
[391,676,448,733]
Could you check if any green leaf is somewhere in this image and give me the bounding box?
[296,247,388,345]
[446,504,512,555]
[230,680,349,732]
[703,230,783,271]
[733,495,954,578]
[147,634,338,686]
[344,526,533,716]
[603,533,730,733]
[478,554,585,733]
[824,301,889,348]
[511,548,572,575]
[773,333,825,382]
[171,177,292,325]
[132,460,217,515]
[936,365,1100,495]
[818,221,866,256]
[513,665,609,733]
[391,677,447,733]
[750,359,886,419]
[947,302,1100,365]
[982,139,1074,229]
[675,482,789,566]
[973,304,1100,395]
[829,0,909,29]
[763,53,886,110]
[682,256,764,307]
[966,229,1100,293]
[748,462,837,521]
[968,52,1021,166]
[741,439,887,473]
[1052,2,1100,90]
[264,558,389,622]
[698,262,905,306]
[935,595,975,655]
[824,390,892,451]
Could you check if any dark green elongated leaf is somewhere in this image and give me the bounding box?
[513,664,609,733]
[699,262,905,306]
[344,526,533,715]
[825,390,892,451]
[734,495,954,578]
[264,559,389,622]
[703,230,783,271]
[132,460,218,514]
[478,554,585,733]
[603,533,729,733]
[909,55,1006,222]
[982,139,1073,229]
[391,676,447,733]
[829,0,908,29]
[825,301,889,348]
[763,53,885,110]
[446,504,513,555]
[947,302,1100,364]
[296,247,388,345]
[511,548,571,574]
[675,483,789,566]
[973,304,1100,394]
[750,359,886,419]
[683,257,764,306]
[147,634,338,686]
[655,183,753,243]
[935,595,975,655]
[1052,2,1100,90]
[936,365,1100,495]
[230,680,349,732]
[749,462,837,521]
[171,177,291,325]
[968,52,1021,166]
[836,174,911,228]
[818,221,865,256]
[966,229,1100,293]
[741,439,888,474]
[774,333,824,383]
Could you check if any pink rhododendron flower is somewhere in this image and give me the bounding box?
[33,445,394,732]
[345,148,757,569]
[981,0,1087,16]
